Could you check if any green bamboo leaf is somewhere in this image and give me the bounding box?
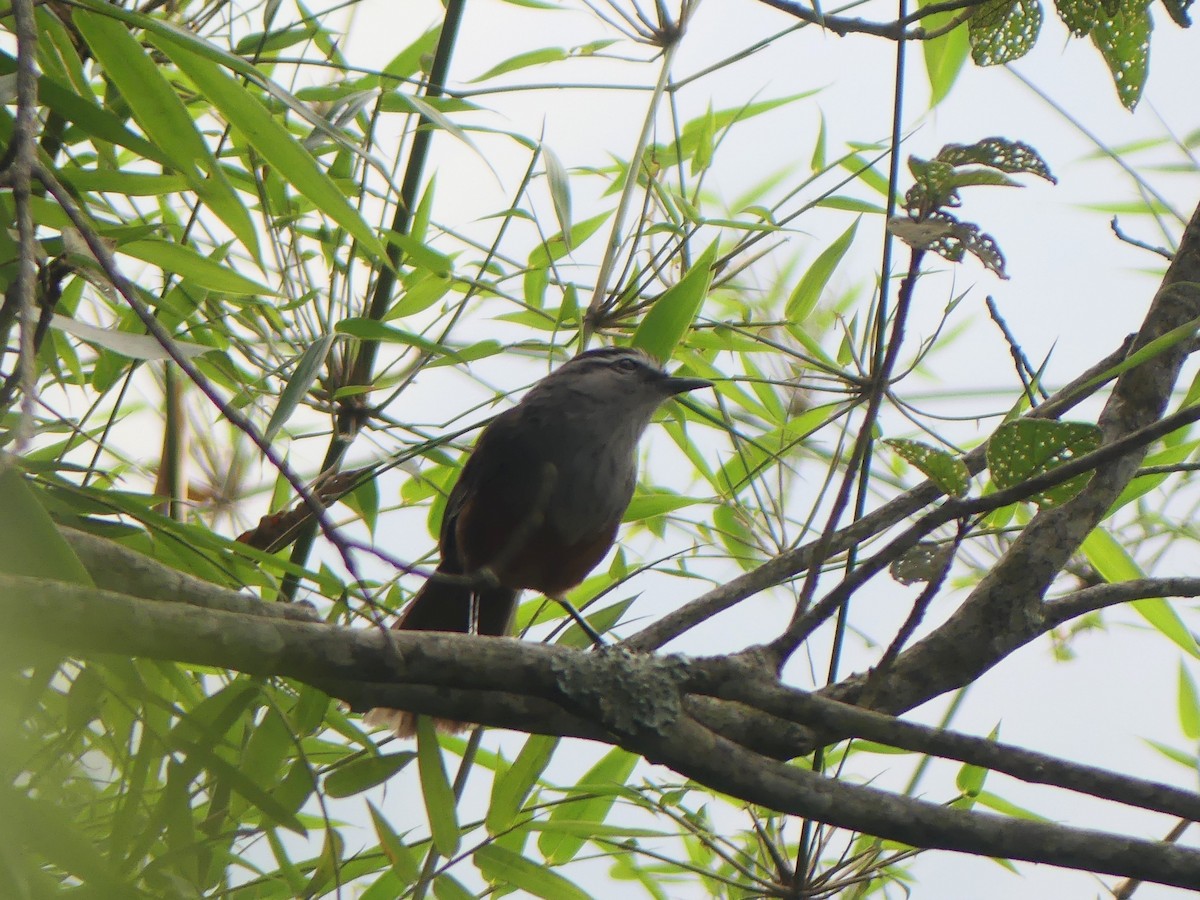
[1081,528,1200,658]
[813,195,887,214]
[786,219,859,321]
[632,241,718,363]
[238,707,294,789]
[839,154,891,197]
[61,170,190,195]
[955,725,997,796]
[265,334,335,442]
[543,146,573,249]
[399,92,480,156]
[486,734,559,834]
[325,752,416,798]
[811,112,827,172]
[368,802,420,884]
[715,403,838,493]
[383,25,440,81]
[474,845,590,900]
[556,596,635,648]
[334,318,447,353]
[0,53,171,166]
[529,210,612,267]
[921,0,970,106]
[526,820,667,839]
[691,104,716,175]
[1178,663,1200,741]
[622,490,703,521]
[1145,738,1197,769]
[120,240,272,295]
[1112,439,1200,511]
[972,789,1052,821]
[152,32,388,263]
[431,873,474,900]
[169,735,306,834]
[65,666,106,729]
[471,47,569,82]
[233,25,320,56]
[162,760,201,885]
[0,468,93,584]
[538,746,638,864]
[417,717,461,858]
[1071,312,1200,399]
[387,272,453,319]
[383,230,453,275]
[71,10,261,260]
[4,787,142,897]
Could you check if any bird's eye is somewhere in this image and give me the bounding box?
[614,357,640,373]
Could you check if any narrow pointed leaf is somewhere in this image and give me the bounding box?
[417,717,461,858]
[153,32,387,262]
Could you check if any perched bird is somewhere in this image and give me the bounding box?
[366,346,710,736]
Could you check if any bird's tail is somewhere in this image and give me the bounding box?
[395,576,518,636]
[363,575,518,737]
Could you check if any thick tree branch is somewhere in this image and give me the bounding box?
[692,656,1200,822]
[12,570,1200,888]
[60,527,322,623]
[825,198,1200,716]
[1044,577,1200,627]
[631,716,1200,890]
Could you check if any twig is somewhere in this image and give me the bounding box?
[33,163,374,612]
[1111,215,1175,261]
[986,294,1045,406]
[0,0,42,453]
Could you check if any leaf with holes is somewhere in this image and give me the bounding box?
[1092,0,1151,110]
[936,138,1056,182]
[1161,0,1192,26]
[1056,0,1105,34]
[987,420,1102,507]
[885,438,970,497]
[891,541,956,585]
[889,212,1007,278]
[968,0,1043,66]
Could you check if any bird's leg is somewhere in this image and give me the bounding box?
[550,594,606,648]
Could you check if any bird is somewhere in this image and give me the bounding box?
[365,346,711,737]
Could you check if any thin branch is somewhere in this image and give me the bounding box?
[752,0,988,39]
[621,337,1135,653]
[32,163,372,609]
[1044,576,1200,628]
[0,0,41,452]
[687,657,1200,823]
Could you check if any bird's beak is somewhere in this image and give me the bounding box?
[662,373,712,396]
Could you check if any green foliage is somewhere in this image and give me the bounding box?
[966,0,1188,108]
[891,137,1056,277]
[884,438,970,497]
[987,420,1102,507]
[969,0,1044,66]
